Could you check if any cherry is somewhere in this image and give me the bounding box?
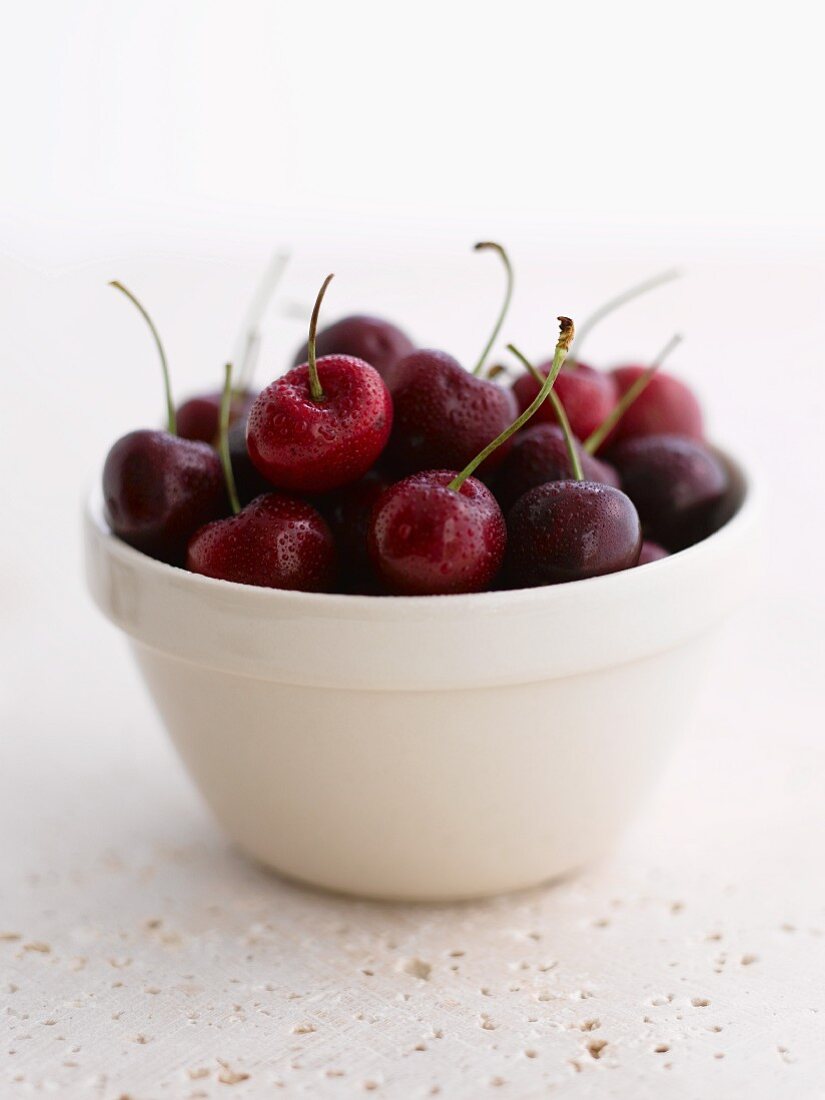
[176,252,288,444]
[102,283,226,565]
[511,360,617,440]
[494,423,620,512]
[186,363,336,590]
[177,389,253,445]
[247,274,393,493]
[384,243,518,475]
[639,540,669,565]
[506,481,642,587]
[226,415,272,505]
[607,434,729,550]
[187,493,336,590]
[583,334,682,454]
[503,345,642,587]
[386,349,518,475]
[292,313,415,383]
[607,365,703,443]
[368,471,505,595]
[369,318,575,596]
[318,468,392,591]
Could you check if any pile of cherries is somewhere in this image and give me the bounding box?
[102,246,734,596]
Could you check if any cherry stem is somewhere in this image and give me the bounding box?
[583,333,683,455]
[522,358,584,481]
[449,317,574,492]
[219,362,241,516]
[109,280,176,435]
[569,268,681,366]
[236,250,290,393]
[472,242,514,376]
[307,273,334,402]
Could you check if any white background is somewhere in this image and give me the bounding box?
[2,2,825,1097]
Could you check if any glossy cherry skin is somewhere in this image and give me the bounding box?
[384,350,518,476]
[292,314,415,382]
[506,481,642,587]
[186,493,336,590]
[638,540,669,565]
[246,355,393,493]
[103,430,226,565]
[176,389,254,445]
[608,366,703,444]
[494,423,621,513]
[512,361,617,441]
[608,434,729,550]
[368,470,506,595]
[317,468,392,592]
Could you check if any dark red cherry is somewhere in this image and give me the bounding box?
[512,361,617,441]
[384,350,517,475]
[104,282,228,565]
[609,366,703,443]
[186,493,336,590]
[368,471,506,595]
[638,540,669,565]
[176,389,254,445]
[608,434,728,550]
[506,481,642,587]
[246,275,393,493]
[494,423,620,512]
[227,415,272,505]
[103,430,226,565]
[318,468,392,591]
[292,313,415,382]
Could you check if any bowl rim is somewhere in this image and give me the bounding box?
[85,445,756,621]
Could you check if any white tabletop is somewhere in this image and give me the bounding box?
[2,240,824,1098]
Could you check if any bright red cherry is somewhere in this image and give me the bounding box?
[608,434,729,550]
[187,493,336,590]
[506,481,642,587]
[102,282,226,565]
[246,275,393,493]
[494,422,620,512]
[639,540,669,565]
[292,314,415,382]
[368,471,506,595]
[608,366,703,443]
[512,361,617,440]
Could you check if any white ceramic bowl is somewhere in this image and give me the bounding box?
[84,455,757,901]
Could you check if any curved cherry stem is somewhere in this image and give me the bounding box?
[449,317,574,492]
[236,250,290,393]
[583,333,683,455]
[521,357,584,481]
[109,280,175,435]
[569,268,681,366]
[472,242,514,376]
[219,362,241,515]
[307,273,334,402]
